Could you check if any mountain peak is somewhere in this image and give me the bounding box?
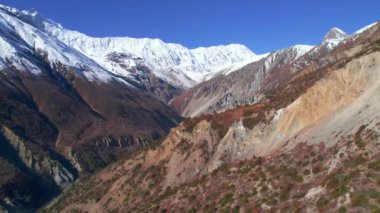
[323,27,348,42]
[27,8,39,16]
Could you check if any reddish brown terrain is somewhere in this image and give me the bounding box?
[44,22,380,212]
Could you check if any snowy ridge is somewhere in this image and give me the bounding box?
[44,26,257,87]
[9,8,257,88]
[290,45,315,57]
[0,4,258,88]
[0,5,113,81]
[203,52,270,80]
[0,4,377,89]
[354,22,378,35]
[264,45,314,70]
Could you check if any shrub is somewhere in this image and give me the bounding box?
[350,192,368,207]
[242,117,258,129]
[177,138,192,154]
[260,185,268,193]
[278,166,303,182]
[324,171,351,198]
[219,193,234,207]
[368,160,380,171]
[210,120,228,139]
[312,165,322,174]
[303,169,311,176]
[344,155,367,168]
[377,177,380,186]
[279,183,293,201]
[183,117,203,133]
[338,207,347,213]
[316,197,329,208]
[133,163,142,175]
[243,109,256,117]
[354,125,367,148]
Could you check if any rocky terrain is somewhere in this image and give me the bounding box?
[170,25,371,117]
[44,22,380,212]
[0,3,379,213]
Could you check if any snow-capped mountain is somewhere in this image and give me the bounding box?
[323,27,348,42]
[8,7,259,88]
[322,27,349,49]
[0,5,116,82]
[45,29,258,88]
[0,4,266,104]
[45,32,258,88]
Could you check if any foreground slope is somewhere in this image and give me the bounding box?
[45,22,380,212]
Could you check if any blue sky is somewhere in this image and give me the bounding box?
[1,0,379,53]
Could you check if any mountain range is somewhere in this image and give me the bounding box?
[0,3,379,213]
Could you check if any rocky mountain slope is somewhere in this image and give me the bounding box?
[170,25,368,117]
[1,3,379,212]
[171,44,314,117]
[45,22,380,212]
[0,4,182,211]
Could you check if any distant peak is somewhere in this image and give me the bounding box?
[323,27,348,42]
[330,27,346,34]
[27,8,39,16]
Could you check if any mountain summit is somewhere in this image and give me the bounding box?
[323,27,348,42]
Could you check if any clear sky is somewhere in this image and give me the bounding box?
[1,0,379,54]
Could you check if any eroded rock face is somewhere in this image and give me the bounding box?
[171,23,377,118]
[170,45,316,117]
[0,128,73,211]
[1,126,75,188]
